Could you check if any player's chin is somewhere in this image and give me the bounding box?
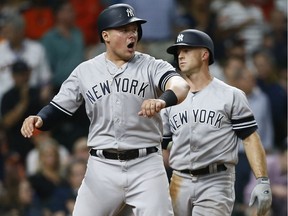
[123,51,135,60]
[179,65,186,72]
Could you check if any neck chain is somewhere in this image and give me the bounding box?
[105,57,116,76]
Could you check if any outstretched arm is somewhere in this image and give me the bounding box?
[21,103,70,138]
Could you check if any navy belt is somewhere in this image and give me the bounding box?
[90,147,158,160]
[178,164,227,176]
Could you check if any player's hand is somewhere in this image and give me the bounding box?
[249,177,272,216]
[21,115,43,138]
[138,99,166,117]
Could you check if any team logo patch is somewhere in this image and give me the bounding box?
[177,34,184,43]
[126,8,134,17]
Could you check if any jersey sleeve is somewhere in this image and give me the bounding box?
[158,71,181,93]
[160,108,173,149]
[50,67,83,115]
[231,88,258,139]
[147,57,180,93]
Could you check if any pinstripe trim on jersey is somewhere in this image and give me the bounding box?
[231,116,257,130]
[158,71,180,92]
[232,116,258,139]
[50,101,73,116]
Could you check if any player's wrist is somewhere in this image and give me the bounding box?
[159,89,178,107]
[256,177,270,184]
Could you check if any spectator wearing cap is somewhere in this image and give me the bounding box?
[0,59,46,165]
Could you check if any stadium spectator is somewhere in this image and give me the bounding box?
[41,0,84,92]
[26,131,70,176]
[28,139,70,215]
[69,0,104,47]
[252,50,287,149]
[0,12,52,111]
[40,0,89,149]
[225,62,274,216]
[216,0,266,58]
[0,60,47,163]
[21,0,55,40]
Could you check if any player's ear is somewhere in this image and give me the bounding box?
[102,31,109,43]
[202,48,209,63]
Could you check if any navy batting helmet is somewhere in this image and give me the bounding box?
[167,29,214,65]
[97,4,147,43]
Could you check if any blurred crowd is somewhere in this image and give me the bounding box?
[0,0,286,215]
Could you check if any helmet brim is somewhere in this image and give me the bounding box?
[166,43,191,55]
[103,17,146,31]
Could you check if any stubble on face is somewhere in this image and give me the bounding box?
[178,48,203,77]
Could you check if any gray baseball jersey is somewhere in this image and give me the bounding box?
[161,77,257,171]
[51,51,178,150]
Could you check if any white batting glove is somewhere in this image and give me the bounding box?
[249,177,272,216]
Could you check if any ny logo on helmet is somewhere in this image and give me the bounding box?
[126,8,134,17]
[177,34,184,43]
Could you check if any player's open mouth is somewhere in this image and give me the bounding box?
[127,42,135,49]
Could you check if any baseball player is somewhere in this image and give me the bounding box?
[20,3,189,216]
[161,29,272,216]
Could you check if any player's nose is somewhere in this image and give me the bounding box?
[178,52,184,60]
[127,28,137,38]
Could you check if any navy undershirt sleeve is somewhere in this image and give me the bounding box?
[162,137,172,150]
[235,126,258,140]
[37,103,70,131]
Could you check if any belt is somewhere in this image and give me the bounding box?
[178,164,227,176]
[89,147,158,160]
